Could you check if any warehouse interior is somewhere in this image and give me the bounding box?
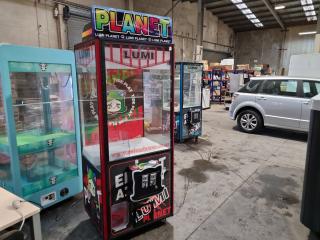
[0,0,320,240]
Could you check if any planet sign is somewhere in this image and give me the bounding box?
[92,6,173,44]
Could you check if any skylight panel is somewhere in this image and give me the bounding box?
[236,3,248,9]
[230,0,263,28]
[300,0,317,21]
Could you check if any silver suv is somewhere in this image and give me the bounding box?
[229,76,320,133]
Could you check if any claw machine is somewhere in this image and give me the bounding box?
[0,44,82,207]
[174,62,203,143]
[75,6,174,239]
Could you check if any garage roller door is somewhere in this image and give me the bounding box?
[66,7,91,50]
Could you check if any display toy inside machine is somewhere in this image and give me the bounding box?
[75,6,174,240]
[174,62,203,143]
[0,44,82,207]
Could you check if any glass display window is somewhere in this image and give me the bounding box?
[2,62,78,195]
[75,44,101,169]
[104,43,172,161]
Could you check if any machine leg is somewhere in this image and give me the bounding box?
[31,213,42,240]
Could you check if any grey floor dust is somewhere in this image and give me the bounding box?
[40,105,315,240]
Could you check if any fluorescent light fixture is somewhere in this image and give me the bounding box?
[305,10,316,16]
[236,3,247,9]
[246,14,256,19]
[299,31,317,35]
[300,0,316,22]
[301,0,313,5]
[307,16,317,21]
[275,5,286,10]
[241,9,252,14]
[230,0,263,28]
[303,5,314,11]
[255,23,264,27]
[250,19,260,23]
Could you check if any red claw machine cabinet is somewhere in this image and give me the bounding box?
[74,6,174,239]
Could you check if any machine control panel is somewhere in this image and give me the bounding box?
[41,191,57,206]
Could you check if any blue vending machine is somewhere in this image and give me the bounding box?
[0,44,82,208]
[175,62,203,143]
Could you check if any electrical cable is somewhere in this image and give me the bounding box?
[16,208,25,231]
[11,199,43,231]
[11,200,26,231]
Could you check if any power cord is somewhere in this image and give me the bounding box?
[11,200,26,231]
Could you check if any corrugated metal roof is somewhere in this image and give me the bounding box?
[183,0,319,32]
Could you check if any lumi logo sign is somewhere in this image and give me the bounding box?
[123,50,155,60]
[92,6,172,44]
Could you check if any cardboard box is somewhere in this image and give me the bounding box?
[237,64,250,70]
[212,90,221,96]
[210,62,221,68]
[221,65,233,71]
[254,71,261,76]
[201,60,209,71]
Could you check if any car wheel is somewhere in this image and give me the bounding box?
[237,110,263,133]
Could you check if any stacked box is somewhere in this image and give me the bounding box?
[237,64,250,70]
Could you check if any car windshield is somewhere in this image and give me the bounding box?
[238,80,261,93]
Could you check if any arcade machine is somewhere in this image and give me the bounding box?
[0,44,82,207]
[74,6,174,239]
[174,62,203,143]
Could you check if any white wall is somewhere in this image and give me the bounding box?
[133,0,235,61]
[0,0,234,62]
[0,0,58,48]
[0,0,126,49]
[203,9,234,54]
[235,25,317,74]
[282,26,316,73]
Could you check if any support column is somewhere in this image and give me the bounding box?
[278,30,287,75]
[196,0,203,46]
[315,13,320,53]
[194,0,204,60]
[54,4,68,49]
[126,0,134,10]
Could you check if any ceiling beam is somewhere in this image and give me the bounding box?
[232,17,317,29]
[211,1,315,19]
[206,0,263,10]
[229,15,312,28]
[229,19,278,27]
[234,20,316,32]
[225,16,276,24]
[208,2,266,12]
[213,8,271,18]
[260,0,286,29]
[224,12,308,25]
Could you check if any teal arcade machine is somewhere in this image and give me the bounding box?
[0,44,82,207]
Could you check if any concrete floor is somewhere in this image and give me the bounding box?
[40,105,313,240]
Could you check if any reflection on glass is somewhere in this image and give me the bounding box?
[173,65,181,112]
[75,46,101,169]
[0,74,11,188]
[2,62,78,195]
[183,64,202,108]
[105,44,172,161]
